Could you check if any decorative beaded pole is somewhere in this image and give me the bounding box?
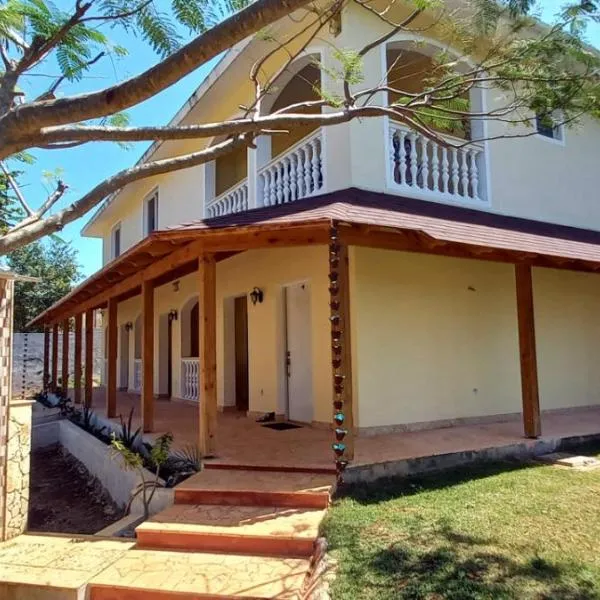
[329,223,349,482]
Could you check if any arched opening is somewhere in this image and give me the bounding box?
[180,297,200,401]
[268,62,322,158]
[133,315,142,392]
[385,40,487,201]
[118,324,129,391]
[386,45,474,140]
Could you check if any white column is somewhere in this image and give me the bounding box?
[248,136,271,209]
[203,161,216,218]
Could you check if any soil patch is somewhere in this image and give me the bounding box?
[28,444,122,534]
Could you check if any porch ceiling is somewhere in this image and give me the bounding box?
[29,187,600,328]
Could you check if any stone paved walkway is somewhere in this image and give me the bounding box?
[0,468,334,599]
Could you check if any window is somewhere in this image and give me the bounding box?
[144,190,159,235]
[111,223,121,259]
[535,113,564,143]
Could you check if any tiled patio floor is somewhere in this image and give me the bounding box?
[88,389,600,469]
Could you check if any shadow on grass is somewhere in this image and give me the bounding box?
[336,459,541,505]
[332,525,600,600]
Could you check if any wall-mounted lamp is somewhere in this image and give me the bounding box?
[124,321,133,332]
[172,280,180,293]
[168,309,178,322]
[249,287,264,306]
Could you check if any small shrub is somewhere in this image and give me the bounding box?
[111,432,174,519]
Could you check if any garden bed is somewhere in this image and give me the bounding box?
[28,444,121,535]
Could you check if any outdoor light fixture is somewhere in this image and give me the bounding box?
[124,321,133,332]
[249,287,264,305]
[168,309,178,322]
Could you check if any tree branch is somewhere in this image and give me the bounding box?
[0,161,34,217]
[0,136,251,254]
[0,0,316,150]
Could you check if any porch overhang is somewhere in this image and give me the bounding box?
[28,187,600,328]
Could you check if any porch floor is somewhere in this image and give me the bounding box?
[89,389,600,470]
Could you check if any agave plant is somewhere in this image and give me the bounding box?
[169,444,203,473]
[117,407,142,450]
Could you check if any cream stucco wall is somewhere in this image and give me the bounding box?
[533,267,600,411]
[352,248,522,429]
[216,246,331,424]
[352,248,600,430]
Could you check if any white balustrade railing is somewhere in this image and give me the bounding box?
[258,131,324,207]
[133,359,142,392]
[206,180,249,218]
[181,358,199,402]
[389,122,485,203]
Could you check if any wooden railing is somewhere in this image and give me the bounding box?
[206,180,249,218]
[258,130,324,207]
[181,358,199,401]
[389,122,485,203]
[133,358,142,392]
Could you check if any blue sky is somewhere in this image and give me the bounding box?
[15,0,600,278]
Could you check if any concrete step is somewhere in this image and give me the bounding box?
[174,468,333,509]
[135,503,326,557]
[88,548,311,599]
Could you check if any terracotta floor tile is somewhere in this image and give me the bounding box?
[89,389,600,471]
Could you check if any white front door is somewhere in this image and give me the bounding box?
[285,282,313,423]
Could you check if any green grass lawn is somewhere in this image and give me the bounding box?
[322,458,600,599]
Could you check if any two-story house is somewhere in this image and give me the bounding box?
[31,0,600,472]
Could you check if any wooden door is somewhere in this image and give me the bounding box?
[234,296,249,412]
[285,282,313,423]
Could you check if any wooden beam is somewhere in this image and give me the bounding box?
[339,225,600,275]
[73,313,83,404]
[61,319,69,396]
[42,327,50,392]
[332,243,355,460]
[106,298,118,418]
[515,264,541,438]
[51,323,58,390]
[142,280,155,433]
[198,254,217,457]
[84,309,94,408]
[42,225,330,326]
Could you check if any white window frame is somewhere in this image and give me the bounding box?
[534,112,565,146]
[110,222,122,259]
[143,188,159,236]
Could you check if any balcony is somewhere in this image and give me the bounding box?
[204,121,486,220]
[205,129,325,219]
[388,122,486,204]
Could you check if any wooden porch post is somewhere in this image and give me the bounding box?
[198,254,217,457]
[106,298,118,418]
[515,264,541,438]
[332,242,355,460]
[51,323,58,390]
[142,280,155,433]
[74,313,83,404]
[84,309,94,408]
[61,319,69,396]
[42,326,50,392]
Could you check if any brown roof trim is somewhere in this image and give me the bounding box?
[29,188,600,327]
